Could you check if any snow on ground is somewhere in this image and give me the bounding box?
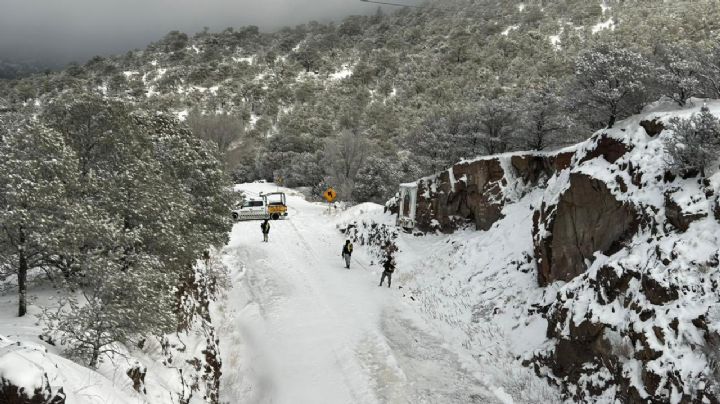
[591,17,615,34]
[233,56,254,65]
[214,183,560,404]
[176,109,189,121]
[501,25,519,36]
[0,286,143,403]
[329,65,354,81]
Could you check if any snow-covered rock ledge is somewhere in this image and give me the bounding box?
[528,99,720,403]
[394,98,720,402]
[399,147,575,233]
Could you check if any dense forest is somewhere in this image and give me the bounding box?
[3,0,720,201]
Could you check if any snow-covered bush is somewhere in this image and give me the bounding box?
[665,105,720,176]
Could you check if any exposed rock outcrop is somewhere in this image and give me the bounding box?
[578,134,632,165]
[664,192,707,231]
[397,100,720,402]
[533,260,720,404]
[411,150,574,233]
[640,119,666,137]
[534,173,638,286]
[528,102,720,402]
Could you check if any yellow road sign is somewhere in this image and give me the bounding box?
[323,188,337,203]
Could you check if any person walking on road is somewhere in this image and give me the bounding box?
[261,219,270,242]
[341,240,353,269]
[379,255,395,288]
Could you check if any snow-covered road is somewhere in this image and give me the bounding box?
[214,184,498,404]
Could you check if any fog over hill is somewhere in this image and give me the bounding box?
[0,0,420,65]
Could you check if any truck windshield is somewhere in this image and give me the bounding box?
[265,194,285,205]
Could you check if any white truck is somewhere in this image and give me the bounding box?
[231,192,288,221]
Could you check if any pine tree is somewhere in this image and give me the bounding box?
[0,116,79,317]
[654,41,703,107]
[514,83,571,150]
[574,43,652,128]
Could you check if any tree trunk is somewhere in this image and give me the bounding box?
[607,114,616,129]
[89,346,100,368]
[18,229,27,317]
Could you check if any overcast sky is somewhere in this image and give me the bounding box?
[0,0,420,65]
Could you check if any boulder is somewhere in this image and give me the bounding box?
[0,345,65,404]
[641,275,679,305]
[413,151,571,233]
[579,134,632,165]
[665,193,706,232]
[126,364,147,394]
[0,379,65,404]
[640,119,666,137]
[535,173,638,286]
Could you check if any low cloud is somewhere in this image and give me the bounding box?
[0,0,419,64]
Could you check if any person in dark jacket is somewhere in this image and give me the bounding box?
[379,255,394,288]
[341,240,353,269]
[261,219,270,242]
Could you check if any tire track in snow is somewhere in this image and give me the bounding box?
[279,215,378,403]
[221,189,504,403]
[289,204,499,403]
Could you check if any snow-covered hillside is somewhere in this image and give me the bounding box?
[374,98,720,403]
[2,99,718,404]
[0,259,225,403]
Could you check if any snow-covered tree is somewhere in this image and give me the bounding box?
[324,130,369,200]
[43,243,175,368]
[0,116,79,317]
[698,42,720,99]
[407,114,461,174]
[654,42,703,106]
[138,113,234,258]
[573,43,652,128]
[471,97,517,155]
[36,97,233,365]
[353,155,399,203]
[514,84,571,150]
[186,110,244,154]
[278,151,324,188]
[665,105,720,177]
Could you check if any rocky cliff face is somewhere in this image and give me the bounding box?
[533,137,640,286]
[398,99,720,403]
[411,150,573,233]
[526,101,720,403]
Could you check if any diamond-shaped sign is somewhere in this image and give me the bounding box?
[323,188,337,203]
